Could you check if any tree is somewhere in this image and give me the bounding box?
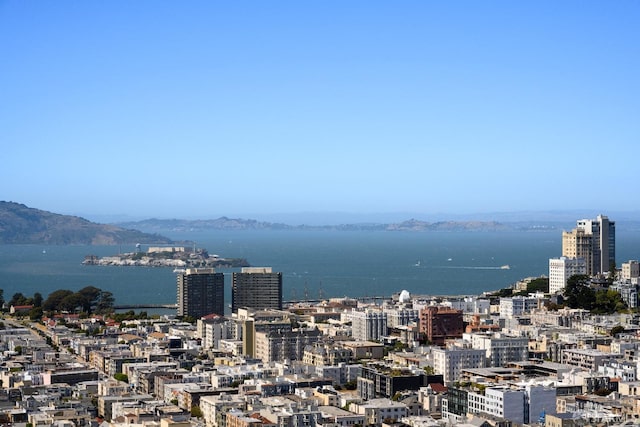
[96,291,115,313]
[43,290,74,312]
[76,286,102,313]
[593,289,627,314]
[113,373,128,382]
[33,293,43,308]
[9,293,29,307]
[29,307,43,321]
[60,293,86,313]
[564,275,595,310]
[610,325,625,337]
[190,405,203,418]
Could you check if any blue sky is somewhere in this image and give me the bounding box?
[1,1,639,222]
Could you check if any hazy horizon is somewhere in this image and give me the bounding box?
[2,2,639,218]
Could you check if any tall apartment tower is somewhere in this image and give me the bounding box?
[177,268,225,318]
[562,214,615,275]
[232,267,283,313]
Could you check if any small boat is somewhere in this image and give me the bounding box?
[500,265,510,270]
[414,261,421,267]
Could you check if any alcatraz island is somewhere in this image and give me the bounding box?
[82,245,250,269]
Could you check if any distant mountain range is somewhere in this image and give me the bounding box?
[0,202,173,245]
[117,217,521,233]
[9,201,633,245]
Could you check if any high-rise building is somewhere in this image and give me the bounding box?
[562,214,615,275]
[176,268,225,318]
[549,257,587,294]
[231,267,282,313]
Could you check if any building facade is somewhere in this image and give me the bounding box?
[562,215,615,275]
[176,268,225,318]
[549,257,587,294]
[232,267,283,313]
[419,306,464,345]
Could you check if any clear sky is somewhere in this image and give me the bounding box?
[1,1,639,222]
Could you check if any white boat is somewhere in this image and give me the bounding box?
[500,265,510,270]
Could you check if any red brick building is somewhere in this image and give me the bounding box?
[419,306,463,345]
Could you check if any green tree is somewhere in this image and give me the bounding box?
[43,290,74,312]
[33,293,43,308]
[113,373,128,382]
[96,291,115,313]
[610,325,625,336]
[29,307,43,321]
[60,293,86,312]
[564,275,595,310]
[77,286,106,313]
[593,289,626,314]
[9,293,29,307]
[190,405,203,418]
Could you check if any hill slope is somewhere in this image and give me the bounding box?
[0,202,173,245]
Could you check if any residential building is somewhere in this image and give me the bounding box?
[351,309,388,341]
[468,333,529,367]
[562,215,615,275]
[432,346,486,384]
[499,296,541,318]
[419,306,463,345]
[621,260,640,282]
[232,267,283,313]
[549,257,587,294]
[176,268,224,318]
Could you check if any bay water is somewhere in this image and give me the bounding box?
[1,229,639,310]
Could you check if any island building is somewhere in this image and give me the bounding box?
[549,257,587,294]
[562,214,615,275]
[232,267,283,313]
[176,268,225,318]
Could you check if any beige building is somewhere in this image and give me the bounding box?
[562,215,615,275]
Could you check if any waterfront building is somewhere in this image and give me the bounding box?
[549,257,587,294]
[419,306,464,346]
[176,268,225,318]
[562,214,615,275]
[232,267,283,313]
[350,309,388,341]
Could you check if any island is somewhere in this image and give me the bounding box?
[82,245,250,269]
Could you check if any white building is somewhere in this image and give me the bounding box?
[549,257,587,294]
[350,309,388,342]
[499,296,540,318]
[467,333,529,367]
[445,384,556,424]
[432,346,486,384]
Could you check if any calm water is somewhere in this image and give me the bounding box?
[1,229,639,308]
